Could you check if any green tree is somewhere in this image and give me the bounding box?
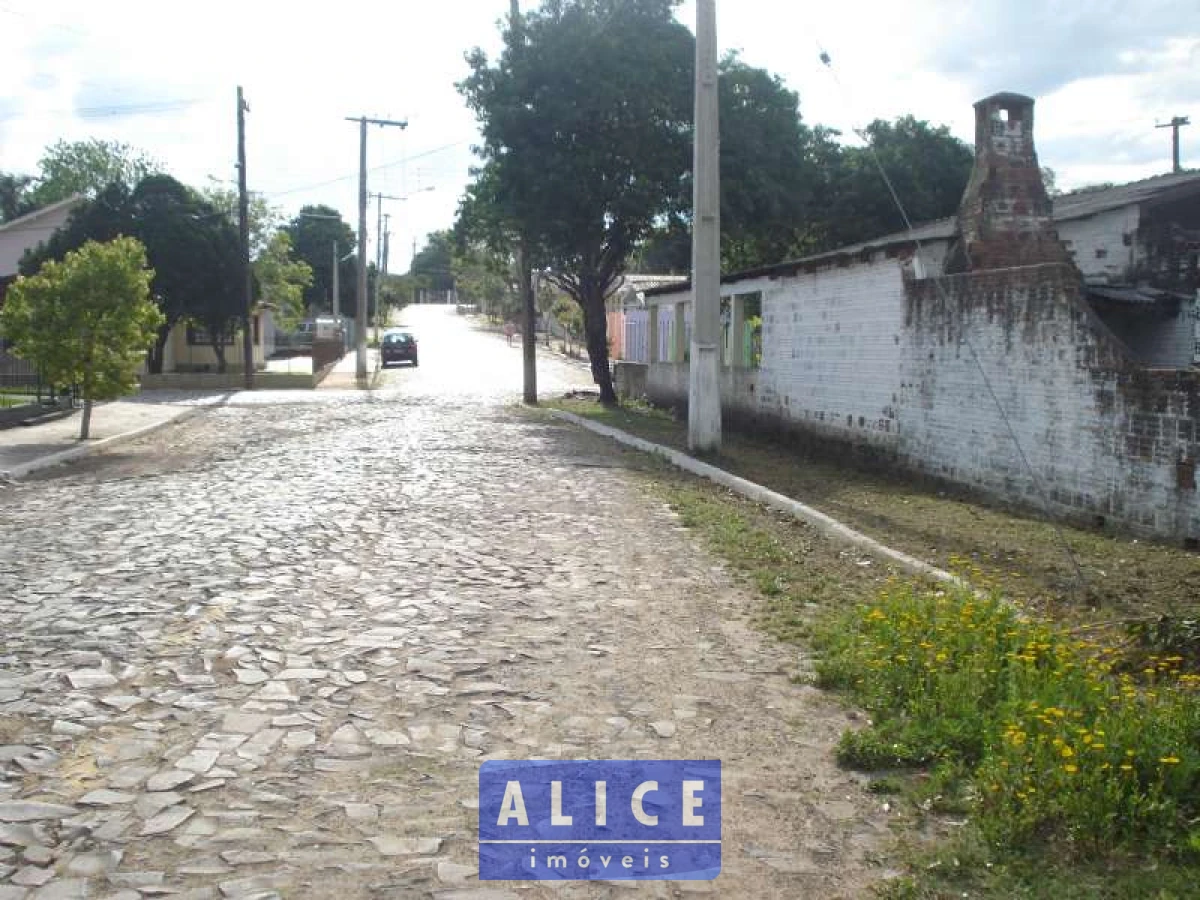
[28,139,160,207]
[200,180,283,257]
[126,176,242,372]
[284,206,357,315]
[18,174,248,373]
[452,242,516,320]
[18,183,135,272]
[1,172,35,222]
[459,0,694,405]
[254,232,312,330]
[411,230,457,294]
[0,237,162,439]
[634,53,828,274]
[814,116,973,251]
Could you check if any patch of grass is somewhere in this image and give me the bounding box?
[549,399,1200,896]
[817,580,1200,860]
[550,398,1200,629]
[877,831,1200,900]
[645,472,891,645]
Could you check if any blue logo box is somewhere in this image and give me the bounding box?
[479,759,721,881]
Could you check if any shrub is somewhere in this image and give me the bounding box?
[814,578,1200,858]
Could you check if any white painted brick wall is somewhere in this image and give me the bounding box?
[756,258,906,446]
[1057,207,1141,283]
[900,268,1198,541]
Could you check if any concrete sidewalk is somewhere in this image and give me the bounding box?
[0,391,228,479]
[318,345,381,389]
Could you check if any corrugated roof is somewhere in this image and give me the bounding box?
[1087,285,1188,307]
[1053,171,1200,221]
[645,170,1200,297]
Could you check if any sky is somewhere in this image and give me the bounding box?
[1,0,1196,273]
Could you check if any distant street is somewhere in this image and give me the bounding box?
[0,306,891,899]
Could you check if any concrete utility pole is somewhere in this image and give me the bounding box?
[346,116,407,384]
[688,0,721,452]
[1156,116,1191,173]
[331,242,339,319]
[510,0,538,405]
[236,86,254,391]
[377,211,391,334]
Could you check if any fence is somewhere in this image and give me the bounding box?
[0,349,76,421]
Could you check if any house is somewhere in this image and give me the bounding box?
[0,195,87,281]
[0,195,279,379]
[627,92,1199,544]
[605,274,689,360]
[158,309,277,374]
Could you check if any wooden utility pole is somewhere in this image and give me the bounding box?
[236,86,254,390]
[511,0,538,404]
[346,116,407,384]
[1156,116,1191,173]
[688,0,721,452]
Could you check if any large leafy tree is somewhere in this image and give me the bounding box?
[814,116,973,252]
[284,206,357,315]
[21,175,243,373]
[254,232,312,330]
[0,237,162,439]
[410,230,457,293]
[459,0,694,405]
[132,176,245,371]
[634,53,827,274]
[27,139,160,208]
[201,183,311,331]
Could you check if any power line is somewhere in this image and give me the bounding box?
[0,97,215,124]
[263,139,472,198]
[815,46,1090,597]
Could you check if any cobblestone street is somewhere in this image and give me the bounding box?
[0,308,893,899]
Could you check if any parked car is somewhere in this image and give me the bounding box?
[380,330,418,367]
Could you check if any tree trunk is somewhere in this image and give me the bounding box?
[580,285,617,406]
[147,324,170,375]
[517,243,537,405]
[212,338,227,374]
[79,399,92,441]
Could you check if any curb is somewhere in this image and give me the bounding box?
[551,409,963,587]
[0,402,210,481]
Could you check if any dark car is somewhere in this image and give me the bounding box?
[381,330,418,367]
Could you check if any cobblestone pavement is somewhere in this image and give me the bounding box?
[0,308,896,899]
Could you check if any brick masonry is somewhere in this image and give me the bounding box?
[642,258,1198,543]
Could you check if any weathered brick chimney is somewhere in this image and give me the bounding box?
[945,92,1071,273]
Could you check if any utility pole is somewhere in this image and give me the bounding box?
[412,237,419,306]
[236,86,254,391]
[511,0,538,404]
[1156,116,1191,173]
[332,242,339,319]
[377,212,391,334]
[346,116,407,384]
[688,0,721,452]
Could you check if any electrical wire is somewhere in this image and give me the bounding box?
[263,139,472,198]
[815,45,1090,597]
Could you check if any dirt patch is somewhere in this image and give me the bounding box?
[553,400,1200,630]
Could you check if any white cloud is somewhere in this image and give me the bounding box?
[2,0,1196,270]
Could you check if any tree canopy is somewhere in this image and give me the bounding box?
[0,237,162,439]
[27,139,160,208]
[284,206,357,315]
[813,116,973,252]
[410,230,457,294]
[459,0,694,403]
[20,174,244,373]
